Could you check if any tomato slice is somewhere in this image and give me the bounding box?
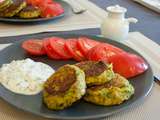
[22,39,46,56]
[43,39,62,60]
[40,2,64,18]
[64,39,86,61]
[77,37,100,56]
[108,52,148,78]
[87,43,125,61]
[43,0,54,4]
[26,0,53,6]
[26,0,42,6]
[49,37,72,59]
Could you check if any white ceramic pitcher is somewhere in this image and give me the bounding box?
[101,5,138,41]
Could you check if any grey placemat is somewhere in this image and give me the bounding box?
[0,28,100,44]
[0,32,160,120]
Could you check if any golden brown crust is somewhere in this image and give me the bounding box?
[0,0,26,17]
[20,5,38,12]
[84,74,134,106]
[88,74,126,90]
[0,0,13,11]
[44,65,76,95]
[3,0,24,12]
[43,65,86,110]
[76,61,108,77]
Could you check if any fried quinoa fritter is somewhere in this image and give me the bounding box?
[43,65,86,110]
[75,61,115,86]
[0,0,26,17]
[19,5,40,18]
[84,74,134,106]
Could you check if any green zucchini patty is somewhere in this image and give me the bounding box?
[19,5,40,18]
[84,74,135,106]
[0,0,13,12]
[75,61,115,86]
[43,65,86,110]
[0,0,26,17]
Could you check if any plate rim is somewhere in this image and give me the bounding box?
[0,33,154,120]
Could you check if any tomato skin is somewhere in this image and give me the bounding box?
[22,39,46,56]
[26,0,64,18]
[40,3,64,18]
[77,37,100,56]
[49,37,72,59]
[26,0,42,6]
[64,39,86,61]
[43,39,62,60]
[87,43,125,61]
[26,0,53,6]
[52,2,64,15]
[108,52,148,78]
[87,43,148,78]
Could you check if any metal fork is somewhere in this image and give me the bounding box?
[154,77,160,86]
[65,0,87,14]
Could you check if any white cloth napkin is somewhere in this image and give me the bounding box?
[134,0,160,13]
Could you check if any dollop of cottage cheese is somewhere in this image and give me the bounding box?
[0,58,54,95]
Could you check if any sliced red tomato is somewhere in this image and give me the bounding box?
[87,43,125,61]
[43,0,54,4]
[40,3,64,18]
[26,0,53,6]
[27,0,64,18]
[43,39,62,60]
[22,39,46,56]
[108,52,148,78]
[77,37,100,56]
[49,37,72,59]
[64,39,86,61]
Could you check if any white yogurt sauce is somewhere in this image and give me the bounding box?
[0,58,54,95]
